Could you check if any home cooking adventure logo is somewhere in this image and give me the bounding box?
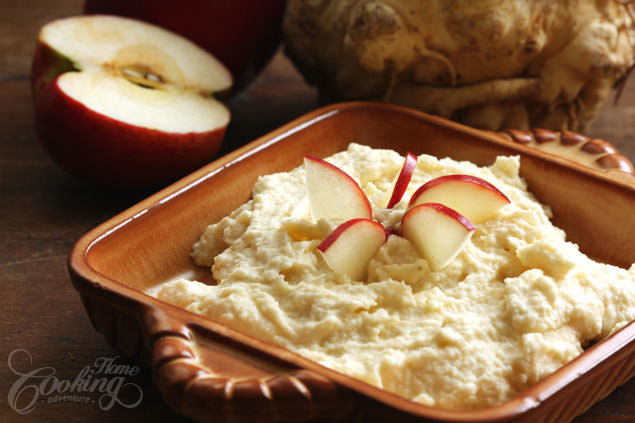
[8,349,143,414]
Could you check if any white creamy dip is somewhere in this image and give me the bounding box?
[153,143,634,410]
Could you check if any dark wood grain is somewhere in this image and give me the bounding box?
[0,1,632,422]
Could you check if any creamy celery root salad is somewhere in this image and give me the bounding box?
[151,143,634,410]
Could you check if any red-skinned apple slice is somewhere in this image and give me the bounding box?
[386,152,418,208]
[402,203,476,270]
[317,218,387,280]
[408,175,510,223]
[304,156,372,221]
[31,15,233,187]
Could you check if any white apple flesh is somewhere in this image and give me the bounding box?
[317,218,387,280]
[402,203,476,270]
[408,175,510,223]
[386,152,418,208]
[304,156,372,221]
[31,15,233,187]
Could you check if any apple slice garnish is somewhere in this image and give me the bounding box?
[408,175,510,223]
[386,152,418,208]
[31,15,233,187]
[402,203,476,270]
[317,218,387,280]
[304,156,372,221]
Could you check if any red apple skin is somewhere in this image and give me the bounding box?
[408,174,510,207]
[84,0,286,92]
[387,152,417,208]
[31,42,75,102]
[317,218,387,252]
[33,71,227,188]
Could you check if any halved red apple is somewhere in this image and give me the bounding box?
[402,203,476,270]
[386,152,418,208]
[31,15,233,187]
[408,175,510,223]
[317,218,387,280]
[304,156,372,221]
[84,0,286,91]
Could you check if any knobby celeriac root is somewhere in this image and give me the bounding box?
[283,0,635,131]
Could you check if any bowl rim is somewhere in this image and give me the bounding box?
[68,101,635,421]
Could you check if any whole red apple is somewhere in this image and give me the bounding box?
[31,15,233,188]
[84,0,286,91]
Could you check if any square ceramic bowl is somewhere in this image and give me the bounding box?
[69,102,635,423]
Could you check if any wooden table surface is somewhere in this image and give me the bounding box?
[1,2,633,422]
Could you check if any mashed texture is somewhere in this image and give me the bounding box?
[154,143,634,410]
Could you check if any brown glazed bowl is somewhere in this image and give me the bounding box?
[68,102,635,423]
